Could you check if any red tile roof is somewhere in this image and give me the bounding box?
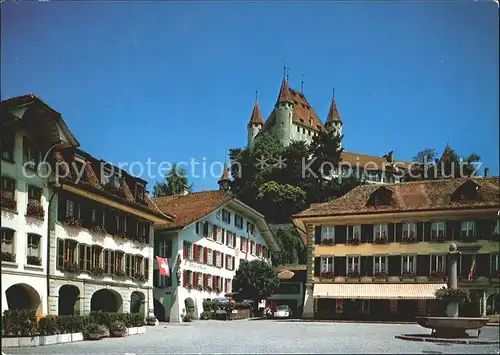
[153,190,234,229]
[294,177,500,217]
[325,96,341,124]
[257,87,324,138]
[248,100,264,125]
[276,78,293,104]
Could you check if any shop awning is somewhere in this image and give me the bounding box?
[313,283,447,300]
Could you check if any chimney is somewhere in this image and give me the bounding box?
[484,167,489,177]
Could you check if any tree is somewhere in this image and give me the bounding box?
[233,260,280,307]
[270,227,307,266]
[152,163,193,197]
[412,148,436,165]
[256,182,307,224]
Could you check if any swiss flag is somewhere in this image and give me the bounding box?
[156,256,170,277]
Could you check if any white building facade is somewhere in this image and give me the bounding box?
[152,190,279,322]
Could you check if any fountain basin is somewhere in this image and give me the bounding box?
[415,316,489,338]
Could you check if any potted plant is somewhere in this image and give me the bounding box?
[187,284,193,290]
[182,314,193,323]
[64,216,82,228]
[320,271,334,278]
[215,287,221,294]
[374,237,387,244]
[146,316,157,326]
[347,270,360,278]
[1,251,16,262]
[26,202,44,219]
[205,286,213,293]
[430,270,446,280]
[347,237,360,245]
[64,262,80,273]
[109,321,127,337]
[89,224,106,234]
[83,323,104,340]
[114,269,125,277]
[1,193,16,211]
[115,232,128,241]
[435,287,471,304]
[401,271,416,279]
[27,255,42,266]
[374,271,387,279]
[196,285,203,291]
[90,266,105,276]
[403,236,417,243]
[322,238,334,246]
[133,272,145,281]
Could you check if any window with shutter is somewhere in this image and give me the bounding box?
[203,222,209,237]
[183,270,188,287]
[193,272,198,287]
[57,239,64,269]
[232,256,235,270]
[144,258,149,279]
[203,248,208,264]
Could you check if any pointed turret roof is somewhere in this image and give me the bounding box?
[326,90,341,125]
[439,143,454,163]
[220,163,230,181]
[248,99,263,126]
[276,78,293,105]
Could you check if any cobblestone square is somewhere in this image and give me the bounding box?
[4,320,499,354]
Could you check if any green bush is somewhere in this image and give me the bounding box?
[2,309,38,337]
[82,323,105,340]
[200,311,211,320]
[38,316,59,336]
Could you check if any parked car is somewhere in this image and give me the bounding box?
[273,305,292,319]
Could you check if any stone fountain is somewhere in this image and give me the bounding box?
[414,243,489,338]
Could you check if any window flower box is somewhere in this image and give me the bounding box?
[432,234,446,243]
[64,262,80,273]
[320,272,334,278]
[114,269,125,278]
[429,270,446,280]
[403,236,417,243]
[196,285,203,291]
[90,266,105,276]
[133,273,145,281]
[215,287,221,294]
[322,238,334,246]
[1,193,16,211]
[347,237,360,245]
[26,202,44,219]
[347,270,360,278]
[1,252,16,262]
[205,286,213,293]
[374,237,387,244]
[89,224,106,234]
[115,232,128,240]
[134,235,148,244]
[374,271,387,279]
[187,284,193,290]
[27,255,42,266]
[64,217,82,228]
[401,271,416,278]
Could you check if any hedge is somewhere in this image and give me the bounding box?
[2,309,38,337]
[2,311,145,337]
[202,301,252,315]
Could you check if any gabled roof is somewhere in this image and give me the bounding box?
[248,100,263,125]
[293,177,500,219]
[53,147,172,223]
[0,93,79,148]
[153,190,280,251]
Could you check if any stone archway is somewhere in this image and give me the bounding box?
[58,285,80,315]
[5,283,41,312]
[154,298,166,322]
[130,291,145,317]
[91,289,123,313]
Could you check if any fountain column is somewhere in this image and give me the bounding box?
[446,243,460,318]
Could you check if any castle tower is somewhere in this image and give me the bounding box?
[247,92,263,149]
[218,163,232,193]
[324,88,343,149]
[275,77,294,147]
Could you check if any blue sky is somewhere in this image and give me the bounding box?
[2,1,498,192]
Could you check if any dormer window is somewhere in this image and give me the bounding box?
[367,186,393,206]
[309,118,313,126]
[452,180,481,202]
[135,183,145,202]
